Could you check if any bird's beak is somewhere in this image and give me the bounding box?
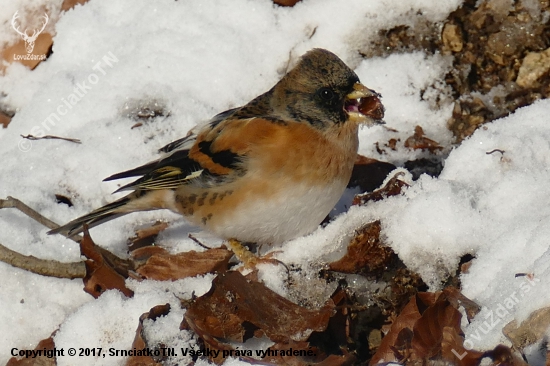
[344,83,385,126]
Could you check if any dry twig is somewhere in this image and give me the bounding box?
[20,134,81,144]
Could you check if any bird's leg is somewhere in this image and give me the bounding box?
[225,238,287,271]
[226,238,258,268]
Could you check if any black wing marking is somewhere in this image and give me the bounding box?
[196,140,242,170]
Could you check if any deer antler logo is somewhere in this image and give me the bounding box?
[11,11,49,54]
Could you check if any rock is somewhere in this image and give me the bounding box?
[442,23,463,53]
[503,306,550,349]
[516,48,550,88]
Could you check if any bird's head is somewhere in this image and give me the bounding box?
[272,48,384,129]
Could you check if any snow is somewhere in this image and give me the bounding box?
[1,0,549,364]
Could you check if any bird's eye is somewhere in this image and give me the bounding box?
[318,87,335,102]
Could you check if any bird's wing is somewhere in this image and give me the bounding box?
[103,108,284,193]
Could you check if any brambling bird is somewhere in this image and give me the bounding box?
[49,48,384,248]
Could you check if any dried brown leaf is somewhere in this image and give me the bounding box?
[328,221,395,276]
[411,298,462,358]
[391,328,414,362]
[80,227,133,298]
[370,290,483,366]
[325,288,352,347]
[441,325,484,366]
[370,293,435,365]
[249,289,356,365]
[0,111,11,128]
[404,126,443,153]
[184,271,334,363]
[127,222,168,251]
[130,246,168,261]
[442,287,481,322]
[134,248,232,281]
[353,171,409,206]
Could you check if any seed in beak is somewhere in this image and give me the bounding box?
[358,95,385,120]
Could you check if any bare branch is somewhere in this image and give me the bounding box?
[0,196,133,276]
[0,242,85,278]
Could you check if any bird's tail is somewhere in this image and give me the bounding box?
[48,191,151,237]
